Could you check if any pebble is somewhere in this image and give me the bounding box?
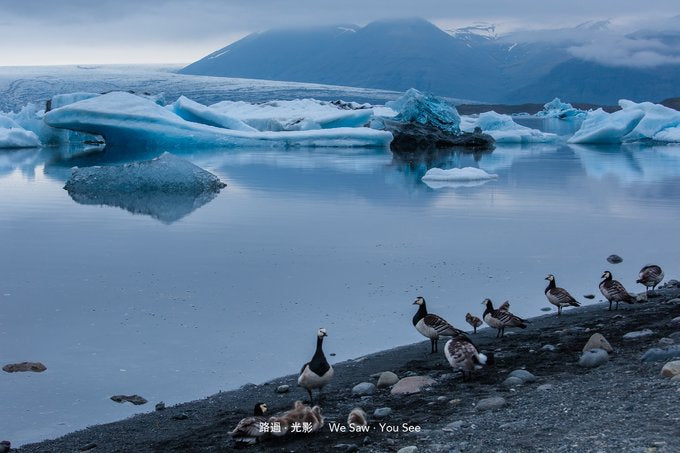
[442,420,465,431]
[509,369,537,383]
[541,344,556,352]
[659,338,675,346]
[499,420,527,430]
[583,333,613,353]
[537,384,554,391]
[607,254,623,264]
[660,360,680,378]
[397,447,418,453]
[352,382,376,396]
[377,371,399,388]
[2,362,47,373]
[584,294,596,299]
[373,407,392,418]
[476,396,507,411]
[669,332,680,340]
[436,396,449,402]
[540,307,552,312]
[390,376,436,395]
[623,329,654,340]
[155,402,166,411]
[503,376,524,387]
[640,345,680,362]
[579,349,609,368]
[667,298,680,305]
[403,371,418,377]
[79,443,97,451]
[670,316,680,325]
[276,384,290,393]
[172,413,189,420]
[110,394,147,405]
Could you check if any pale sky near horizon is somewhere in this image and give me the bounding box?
[0,0,678,66]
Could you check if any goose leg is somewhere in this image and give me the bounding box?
[558,306,562,316]
[608,300,612,311]
[473,326,477,334]
[306,388,313,404]
[430,338,436,354]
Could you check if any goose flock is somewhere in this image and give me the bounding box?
[229,263,664,444]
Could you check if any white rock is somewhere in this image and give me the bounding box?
[623,329,654,340]
[579,349,609,368]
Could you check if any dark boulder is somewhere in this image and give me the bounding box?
[382,120,494,152]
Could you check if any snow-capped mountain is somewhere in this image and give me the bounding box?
[180,18,680,104]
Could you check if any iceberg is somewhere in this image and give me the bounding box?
[0,114,41,148]
[462,112,558,143]
[168,96,257,131]
[44,92,392,150]
[48,92,100,111]
[63,153,226,223]
[568,100,680,144]
[385,88,460,133]
[536,98,586,120]
[209,98,374,131]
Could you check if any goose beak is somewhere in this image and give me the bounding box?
[412,300,418,305]
[545,276,550,280]
[601,272,606,278]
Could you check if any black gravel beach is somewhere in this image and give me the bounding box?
[15,282,680,453]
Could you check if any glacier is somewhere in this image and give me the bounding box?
[536,98,586,120]
[63,152,226,223]
[44,92,393,150]
[461,111,558,143]
[569,100,680,144]
[385,88,461,133]
[208,98,375,131]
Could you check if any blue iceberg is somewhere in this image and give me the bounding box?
[385,88,461,134]
[536,98,586,120]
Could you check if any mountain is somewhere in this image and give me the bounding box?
[180,18,680,104]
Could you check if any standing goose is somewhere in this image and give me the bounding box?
[298,328,334,403]
[444,337,491,380]
[544,274,581,316]
[482,298,527,338]
[465,312,483,334]
[228,402,269,444]
[600,271,636,311]
[412,296,470,353]
[637,264,664,296]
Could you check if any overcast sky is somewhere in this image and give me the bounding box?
[0,0,678,66]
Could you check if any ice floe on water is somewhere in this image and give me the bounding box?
[536,98,586,120]
[0,114,41,148]
[569,100,680,144]
[64,152,226,223]
[208,98,375,131]
[421,167,498,190]
[44,92,392,150]
[461,111,558,143]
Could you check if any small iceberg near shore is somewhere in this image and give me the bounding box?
[536,98,586,120]
[64,152,226,223]
[422,166,498,189]
[44,92,392,150]
[569,100,680,144]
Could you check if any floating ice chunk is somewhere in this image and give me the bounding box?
[462,112,557,143]
[44,92,392,149]
[64,153,226,223]
[385,88,460,133]
[620,101,680,142]
[568,107,645,144]
[5,103,70,146]
[422,167,498,182]
[536,98,585,119]
[209,98,374,131]
[168,96,257,131]
[654,126,680,143]
[0,126,41,148]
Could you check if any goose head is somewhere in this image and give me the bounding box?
[413,296,425,306]
[317,328,328,338]
[545,274,555,282]
[254,402,268,416]
[601,271,612,280]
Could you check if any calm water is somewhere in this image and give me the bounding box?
[3,111,680,444]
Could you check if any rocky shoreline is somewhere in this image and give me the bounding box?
[15,282,680,453]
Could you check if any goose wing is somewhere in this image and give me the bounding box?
[423,314,468,338]
[230,416,267,438]
[602,280,635,302]
[548,287,580,306]
[492,309,526,327]
[638,265,663,285]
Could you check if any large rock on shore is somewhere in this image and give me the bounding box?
[390,376,436,395]
[660,361,680,378]
[476,396,507,411]
[377,371,399,388]
[579,349,609,368]
[641,345,680,362]
[583,333,613,353]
